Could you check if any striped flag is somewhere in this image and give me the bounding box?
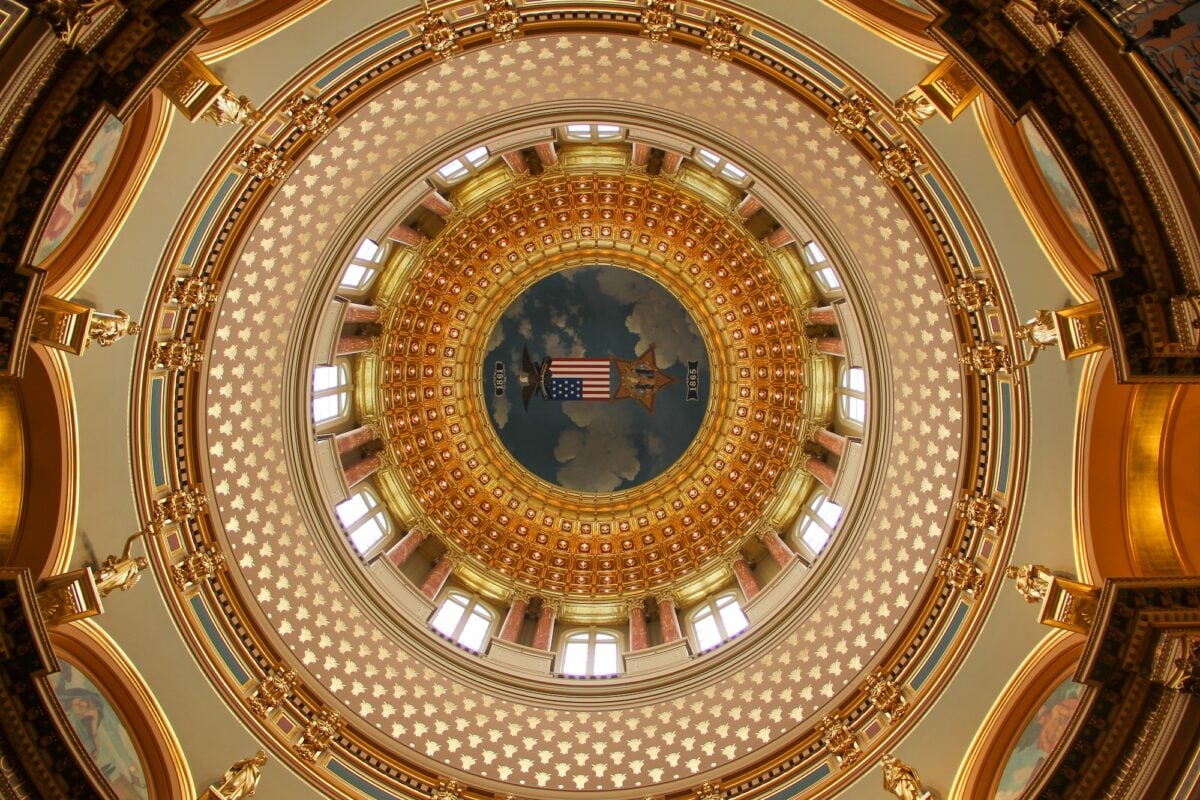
[547,357,612,401]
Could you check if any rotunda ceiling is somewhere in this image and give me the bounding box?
[132,4,1028,798]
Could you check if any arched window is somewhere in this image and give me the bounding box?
[837,365,867,428]
[311,361,350,425]
[791,489,844,557]
[435,145,490,183]
[562,123,624,142]
[339,238,387,292]
[559,629,621,677]
[430,592,495,652]
[334,488,390,555]
[802,239,842,294]
[694,148,749,185]
[690,593,750,653]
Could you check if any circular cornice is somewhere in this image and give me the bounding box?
[131,4,1029,799]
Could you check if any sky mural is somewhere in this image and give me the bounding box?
[1020,117,1103,260]
[34,113,123,264]
[483,266,710,493]
[50,658,148,800]
[996,677,1083,799]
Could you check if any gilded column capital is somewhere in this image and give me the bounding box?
[652,591,677,607]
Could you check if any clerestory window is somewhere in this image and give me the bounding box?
[311,361,350,426]
[335,488,391,555]
[430,592,495,652]
[690,593,750,652]
[791,489,844,557]
[339,238,387,292]
[559,629,621,677]
[838,365,867,428]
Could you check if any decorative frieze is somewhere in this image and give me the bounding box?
[935,553,986,596]
[293,709,343,763]
[419,9,458,59]
[236,143,288,183]
[831,95,875,136]
[876,143,922,183]
[151,486,206,530]
[484,0,521,43]
[703,13,741,59]
[955,493,1007,531]
[282,94,332,137]
[642,0,675,42]
[818,713,860,767]
[164,276,219,310]
[247,665,297,718]
[864,669,907,723]
[170,546,226,591]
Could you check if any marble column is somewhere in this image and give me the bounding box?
[419,553,454,599]
[386,222,424,247]
[534,141,557,167]
[343,453,383,487]
[660,150,683,175]
[531,600,558,651]
[808,305,837,326]
[811,425,848,457]
[498,593,529,642]
[657,594,682,643]
[813,336,845,357]
[631,142,651,168]
[731,556,761,600]
[344,302,380,324]
[627,602,649,651]
[421,191,454,218]
[385,527,427,568]
[757,527,795,569]
[736,193,763,219]
[501,149,529,174]
[336,334,375,356]
[765,226,795,248]
[334,424,377,455]
[807,456,838,490]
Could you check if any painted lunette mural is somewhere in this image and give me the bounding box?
[34,114,124,265]
[484,266,710,493]
[50,658,149,800]
[1020,118,1102,260]
[996,677,1084,799]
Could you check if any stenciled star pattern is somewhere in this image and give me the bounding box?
[201,34,966,793]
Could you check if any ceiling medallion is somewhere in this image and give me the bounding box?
[483,265,710,493]
[371,157,813,602]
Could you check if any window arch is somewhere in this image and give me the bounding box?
[334,488,391,555]
[311,360,351,425]
[837,365,867,429]
[790,489,844,558]
[802,239,842,294]
[693,147,749,185]
[561,123,624,142]
[559,629,621,677]
[430,592,495,652]
[339,238,387,292]
[690,593,750,653]
[434,145,491,183]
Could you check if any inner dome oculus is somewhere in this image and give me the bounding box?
[483,265,711,493]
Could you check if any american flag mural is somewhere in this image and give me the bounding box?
[546,357,612,400]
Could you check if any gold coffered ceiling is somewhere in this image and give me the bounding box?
[369,154,813,600]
